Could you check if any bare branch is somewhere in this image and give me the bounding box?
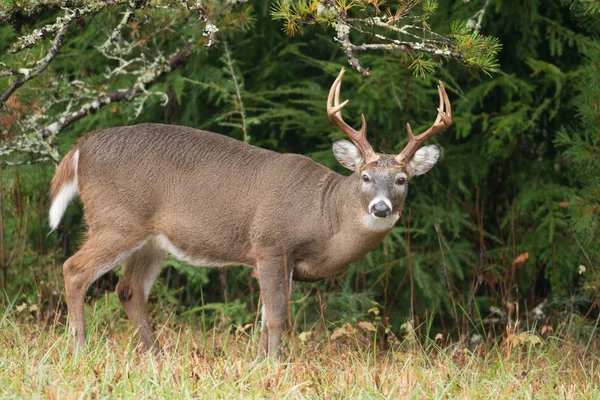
[0,158,52,166]
[97,8,134,52]
[346,23,462,59]
[0,21,70,110]
[466,0,491,34]
[343,37,370,77]
[39,41,193,139]
[9,0,121,54]
[196,6,219,47]
[0,63,18,78]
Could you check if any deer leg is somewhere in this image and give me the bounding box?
[257,255,294,359]
[258,302,269,359]
[63,232,146,352]
[116,238,165,353]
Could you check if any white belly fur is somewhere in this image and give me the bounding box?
[155,234,236,267]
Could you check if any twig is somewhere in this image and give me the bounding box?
[0,22,70,110]
[193,4,219,47]
[97,9,134,51]
[467,0,491,34]
[346,27,462,59]
[0,63,18,78]
[435,224,461,340]
[344,37,370,77]
[9,0,121,54]
[0,158,52,166]
[573,235,598,279]
[223,44,248,141]
[39,41,193,138]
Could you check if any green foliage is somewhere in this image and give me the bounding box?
[451,21,502,75]
[553,3,600,302]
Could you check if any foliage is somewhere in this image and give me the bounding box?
[554,0,600,306]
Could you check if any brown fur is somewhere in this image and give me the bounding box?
[50,147,78,201]
[52,123,431,358]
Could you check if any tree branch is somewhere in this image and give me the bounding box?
[0,22,70,110]
[0,63,18,78]
[39,41,193,139]
[347,23,462,59]
[1,157,52,166]
[9,0,121,54]
[97,8,134,51]
[344,37,370,77]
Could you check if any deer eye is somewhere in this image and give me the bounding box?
[396,177,406,185]
[362,174,370,182]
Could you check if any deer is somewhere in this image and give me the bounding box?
[49,68,451,358]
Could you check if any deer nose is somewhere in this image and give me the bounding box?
[370,201,391,218]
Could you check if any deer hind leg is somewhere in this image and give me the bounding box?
[63,232,147,352]
[257,255,294,359]
[116,238,165,353]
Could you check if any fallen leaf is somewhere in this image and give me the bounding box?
[331,323,353,340]
[513,252,529,265]
[357,321,377,332]
[541,325,553,336]
[331,327,348,341]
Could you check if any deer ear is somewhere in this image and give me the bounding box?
[408,145,440,176]
[333,140,363,171]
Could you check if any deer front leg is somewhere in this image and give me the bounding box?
[257,255,294,359]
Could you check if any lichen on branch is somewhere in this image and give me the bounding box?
[0,0,248,165]
[271,0,501,77]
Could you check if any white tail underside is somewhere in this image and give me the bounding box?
[49,150,79,230]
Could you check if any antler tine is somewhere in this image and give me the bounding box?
[327,68,377,163]
[395,81,452,164]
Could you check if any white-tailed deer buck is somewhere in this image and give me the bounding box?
[49,68,451,358]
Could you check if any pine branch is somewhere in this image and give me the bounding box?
[271,0,499,76]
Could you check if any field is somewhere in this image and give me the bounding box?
[1,299,599,399]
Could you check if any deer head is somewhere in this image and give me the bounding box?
[328,68,452,219]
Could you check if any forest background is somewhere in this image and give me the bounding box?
[1,0,599,357]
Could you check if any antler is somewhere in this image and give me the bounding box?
[327,68,378,163]
[395,82,452,164]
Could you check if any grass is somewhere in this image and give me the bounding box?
[1,298,599,399]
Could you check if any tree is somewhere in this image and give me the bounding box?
[1,0,499,166]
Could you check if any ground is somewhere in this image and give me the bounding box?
[1,302,598,399]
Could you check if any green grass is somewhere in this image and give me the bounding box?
[1,300,599,399]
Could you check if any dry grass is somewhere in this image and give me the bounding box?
[1,302,599,399]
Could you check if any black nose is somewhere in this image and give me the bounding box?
[371,202,391,218]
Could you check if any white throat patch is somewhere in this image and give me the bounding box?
[361,213,399,232]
